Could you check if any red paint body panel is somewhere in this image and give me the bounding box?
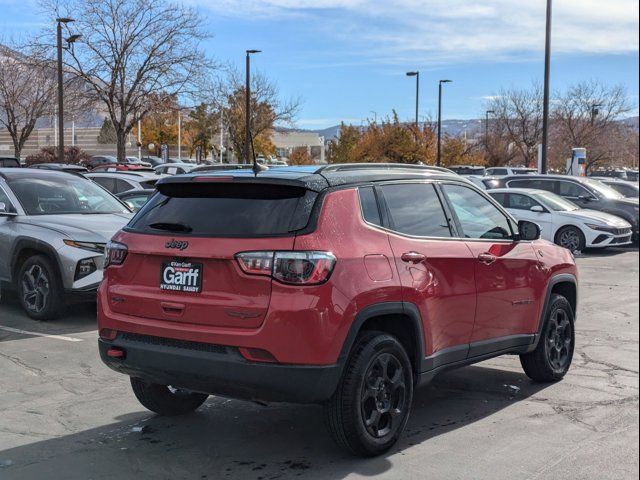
[386,234,476,356]
[97,186,578,370]
[464,241,544,342]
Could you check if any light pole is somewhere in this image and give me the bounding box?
[485,110,495,147]
[437,79,452,166]
[244,49,261,164]
[177,111,182,160]
[137,119,142,161]
[56,17,77,163]
[406,71,419,128]
[540,0,553,174]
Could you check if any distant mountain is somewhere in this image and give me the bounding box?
[300,115,639,141]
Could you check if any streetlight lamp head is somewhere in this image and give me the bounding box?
[406,71,418,77]
[440,79,452,84]
[56,17,74,23]
[246,49,261,54]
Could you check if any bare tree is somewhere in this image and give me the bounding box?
[486,84,543,167]
[551,80,634,172]
[216,69,300,162]
[0,44,57,159]
[37,0,213,161]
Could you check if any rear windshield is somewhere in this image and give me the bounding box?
[127,182,317,237]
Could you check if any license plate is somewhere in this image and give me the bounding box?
[160,261,202,293]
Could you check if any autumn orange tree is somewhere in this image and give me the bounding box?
[328,113,437,164]
[440,136,486,167]
[288,147,314,165]
[134,93,180,155]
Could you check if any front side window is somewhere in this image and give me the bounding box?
[380,183,451,238]
[558,181,592,199]
[508,193,543,211]
[443,184,513,240]
[7,175,129,215]
[0,186,16,212]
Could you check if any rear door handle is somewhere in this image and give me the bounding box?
[401,252,426,264]
[477,253,497,265]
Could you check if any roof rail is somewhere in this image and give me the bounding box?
[316,163,452,173]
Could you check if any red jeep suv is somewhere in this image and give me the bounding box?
[98,164,578,456]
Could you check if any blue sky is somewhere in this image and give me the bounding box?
[2,0,638,128]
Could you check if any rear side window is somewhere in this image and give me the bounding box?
[140,179,158,190]
[92,177,116,192]
[489,192,507,206]
[115,179,134,193]
[359,186,382,226]
[380,183,451,238]
[129,183,316,237]
[508,179,555,193]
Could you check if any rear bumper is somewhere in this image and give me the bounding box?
[98,334,342,404]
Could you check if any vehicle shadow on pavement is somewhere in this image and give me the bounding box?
[0,363,552,480]
[580,244,639,257]
[0,295,97,341]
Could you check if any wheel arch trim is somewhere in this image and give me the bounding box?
[336,301,426,374]
[530,273,578,350]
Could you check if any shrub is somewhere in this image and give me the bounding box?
[25,146,91,166]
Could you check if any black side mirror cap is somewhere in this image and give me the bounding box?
[518,220,541,241]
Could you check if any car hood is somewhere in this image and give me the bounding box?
[556,209,631,227]
[20,213,133,243]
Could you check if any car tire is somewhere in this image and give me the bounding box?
[520,294,575,382]
[17,254,64,321]
[130,377,209,416]
[555,226,586,252]
[324,331,413,457]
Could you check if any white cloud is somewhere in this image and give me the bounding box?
[195,0,639,64]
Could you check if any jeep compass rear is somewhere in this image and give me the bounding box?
[98,165,578,456]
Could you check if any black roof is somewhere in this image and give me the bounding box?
[156,163,463,193]
[0,168,83,180]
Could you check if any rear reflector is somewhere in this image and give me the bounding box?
[239,347,278,363]
[106,347,125,359]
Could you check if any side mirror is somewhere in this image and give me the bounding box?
[518,220,541,241]
[530,205,545,213]
[0,202,17,217]
[578,195,594,202]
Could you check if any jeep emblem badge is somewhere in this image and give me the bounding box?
[165,239,189,250]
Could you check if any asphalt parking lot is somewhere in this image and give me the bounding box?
[0,249,638,480]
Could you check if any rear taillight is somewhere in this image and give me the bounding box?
[104,240,128,268]
[235,251,336,285]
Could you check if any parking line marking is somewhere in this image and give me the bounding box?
[0,325,83,342]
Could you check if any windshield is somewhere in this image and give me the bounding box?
[8,175,130,215]
[583,178,625,200]
[532,191,579,211]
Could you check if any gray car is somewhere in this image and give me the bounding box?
[0,169,132,320]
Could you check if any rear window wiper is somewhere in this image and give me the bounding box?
[148,222,193,233]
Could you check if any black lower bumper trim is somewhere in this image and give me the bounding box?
[99,335,341,404]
